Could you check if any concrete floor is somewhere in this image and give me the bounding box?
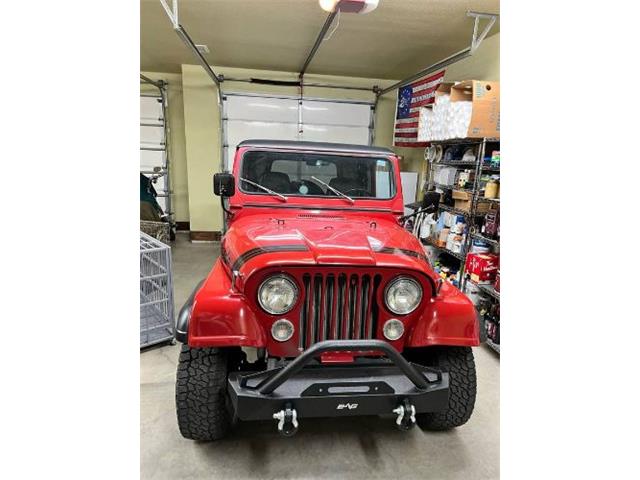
[141,233,500,479]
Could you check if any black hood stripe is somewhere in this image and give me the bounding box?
[220,241,233,268]
[375,246,428,263]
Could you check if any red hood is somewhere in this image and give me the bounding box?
[220,212,436,282]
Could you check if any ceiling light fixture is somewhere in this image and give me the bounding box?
[319,0,379,14]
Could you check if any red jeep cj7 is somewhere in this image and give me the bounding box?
[175,140,479,440]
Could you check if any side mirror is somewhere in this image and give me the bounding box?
[213,173,235,197]
[422,190,441,213]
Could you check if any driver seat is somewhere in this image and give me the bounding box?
[260,172,292,193]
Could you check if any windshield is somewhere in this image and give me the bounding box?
[239,150,396,199]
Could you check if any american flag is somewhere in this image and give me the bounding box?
[393,70,445,147]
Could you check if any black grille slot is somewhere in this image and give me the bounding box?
[312,274,322,343]
[300,272,381,348]
[299,275,310,349]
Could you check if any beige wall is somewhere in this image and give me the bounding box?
[181,64,399,232]
[140,71,189,222]
[444,33,500,84]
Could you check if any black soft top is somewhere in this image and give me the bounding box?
[237,139,395,156]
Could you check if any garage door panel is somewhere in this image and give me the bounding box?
[225,96,299,123]
[140,125,165,145]
[301,124,370,145]
[140,96,164,122]
[302,100,371,127]
[140,142,165,152]
[226,120,299,145]
[140,150,164,169]
[225,119,299,170]
[223,94,374,171]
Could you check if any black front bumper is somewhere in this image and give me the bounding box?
[228,340,449,421]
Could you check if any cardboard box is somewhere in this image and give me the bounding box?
[450,80,500,138]
[466,253,499,284]
[451,190,494,213]
[452,190,471,201]
[435,82,455,101]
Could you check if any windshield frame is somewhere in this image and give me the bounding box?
[236,148,398,202]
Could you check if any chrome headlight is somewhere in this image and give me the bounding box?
[258,274,298,315]
[384,276,422,315]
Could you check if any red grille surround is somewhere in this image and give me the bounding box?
[245,266,434,357]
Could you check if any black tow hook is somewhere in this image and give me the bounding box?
[273,404,299,437]
[393,399,416,431]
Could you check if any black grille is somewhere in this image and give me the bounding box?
[299,273,382,349]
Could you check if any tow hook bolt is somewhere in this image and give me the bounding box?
[392,399,416,431]
[273,404,299,437]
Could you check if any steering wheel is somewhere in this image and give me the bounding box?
[300,179,324,195]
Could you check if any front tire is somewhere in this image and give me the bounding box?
[175,345,232,441]
[416,346,477,430]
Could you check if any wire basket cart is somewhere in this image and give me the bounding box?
[140,231,175,348]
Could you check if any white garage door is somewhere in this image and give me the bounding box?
[222,93,374,171]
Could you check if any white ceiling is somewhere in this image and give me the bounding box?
[141,0,500,79]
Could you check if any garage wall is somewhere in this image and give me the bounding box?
[444,33,500,83]
[181,64,399,234]
[140,71,189,223]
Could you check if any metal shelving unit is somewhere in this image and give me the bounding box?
[434,181,470,191]
[477,282,500,301]
[423,137,500,269]
[467,138,500,355]
[471,232,500,247]
[423,137,501,354]
[437,203,474,218]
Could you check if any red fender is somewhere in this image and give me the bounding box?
[408,282,480,347]
[188,260,266,348]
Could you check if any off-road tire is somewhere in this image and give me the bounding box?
[175,345,232,441]
[417,346,477,430]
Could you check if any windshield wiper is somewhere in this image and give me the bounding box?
[311,176,354,204]
[240,177,288,202]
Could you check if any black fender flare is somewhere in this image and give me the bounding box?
[175,279,205,343]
